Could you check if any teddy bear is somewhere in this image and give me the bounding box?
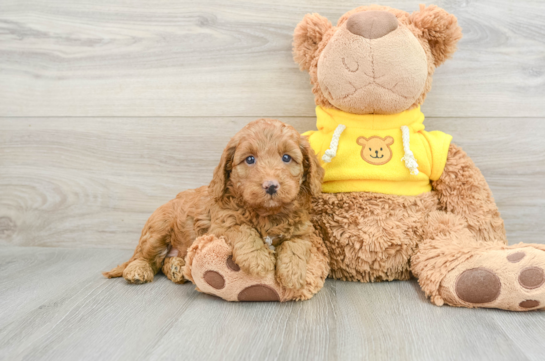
[292,4,545,311]
[184,4,545,310]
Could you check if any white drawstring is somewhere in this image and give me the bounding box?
[400,126,419,175]
[322,124,346,163]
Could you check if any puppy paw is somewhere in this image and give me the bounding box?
[123,259,154,284]
[276,255,307,290]
[162,256,186,284]
[234,247,276,278]
[439,245,545,311]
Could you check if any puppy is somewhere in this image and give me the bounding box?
[103,119,324,290]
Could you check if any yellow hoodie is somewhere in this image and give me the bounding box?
[303,106,452,196]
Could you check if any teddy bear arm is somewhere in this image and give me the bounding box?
[431,143,507,244]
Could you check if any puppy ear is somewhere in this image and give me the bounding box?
[293,13,333,71]
[208,138,237,203]
[410,5,462,67]
[300,135,324,198]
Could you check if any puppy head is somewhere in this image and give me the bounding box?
[209,119,323,215]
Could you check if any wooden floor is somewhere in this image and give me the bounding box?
[0,246,544,361]
[1,0,545,359]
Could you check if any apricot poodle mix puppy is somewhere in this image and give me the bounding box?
[104,119,325,291]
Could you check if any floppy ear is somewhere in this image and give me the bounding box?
[293,13,333,71]
[357,137,368,146]
[208,138,237,203]
[300,135,324,198]
[410,4,462,67]
[384,136,394,146]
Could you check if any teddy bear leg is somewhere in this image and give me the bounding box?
[183,233,329,302]
[412,211,545,311]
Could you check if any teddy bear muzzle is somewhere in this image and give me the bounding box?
[346,10,399,39]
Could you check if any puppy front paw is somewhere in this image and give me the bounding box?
[234,247,275,277]
[276,257,307,290]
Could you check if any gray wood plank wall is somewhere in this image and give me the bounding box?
[1,0,544,249]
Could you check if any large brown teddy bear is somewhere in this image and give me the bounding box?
[293,4,545,311]
[185,4,545,310]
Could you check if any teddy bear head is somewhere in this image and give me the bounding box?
[356,136,394,165]
[293,5,462,115]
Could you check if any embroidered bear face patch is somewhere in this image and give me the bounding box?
[356,136,394,165]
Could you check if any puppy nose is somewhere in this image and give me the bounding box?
[346,11,398,39]
[263,180,279,195]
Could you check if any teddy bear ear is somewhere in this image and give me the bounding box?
[356,137,368,146]
[409,4,462,67]
[293,13,333,71]
[385,136,394,146]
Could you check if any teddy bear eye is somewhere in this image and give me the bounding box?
[282,154,292,163]
[380,148,383,151]
[369,148,372,151]
[245,156,255,165]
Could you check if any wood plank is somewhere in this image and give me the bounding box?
[0,247,201,360]
[1,247,545,360]
[0,248,134,337]
[0,117,543,249]
[0,0,544,117]
[333,280,543,361]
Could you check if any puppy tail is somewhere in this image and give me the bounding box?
[102,260,131,278]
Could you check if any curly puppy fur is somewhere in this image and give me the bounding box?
[103,119,328,293]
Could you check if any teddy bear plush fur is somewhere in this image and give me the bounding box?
[293,4,545,311]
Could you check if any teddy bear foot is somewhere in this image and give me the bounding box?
[183,234,286,302]
[439,244,545,311]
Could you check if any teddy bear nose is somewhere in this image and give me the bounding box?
[346,10,399,39]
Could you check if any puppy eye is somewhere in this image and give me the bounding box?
[245,156,255,165]
[282,154,292,163]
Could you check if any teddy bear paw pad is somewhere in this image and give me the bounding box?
[518,267,544,289]
[226,256,240,272]
[455,268,501,304]
[203,271,225,289]
[237,285,280,301]
[440,247,545,311]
